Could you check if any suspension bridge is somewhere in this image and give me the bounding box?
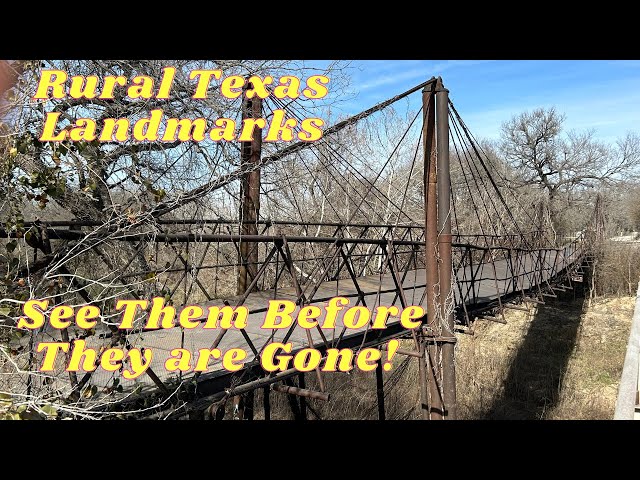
[3,76,603,420]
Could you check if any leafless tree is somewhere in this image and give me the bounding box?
[0,60,353,419]
[500,107,640,232]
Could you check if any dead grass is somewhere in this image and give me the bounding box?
[456,293,635,419]
[219,290,635,420]
[545,296,634,419]
[455,308,535,419]
[593,242,640,297]
[214,350,423,420]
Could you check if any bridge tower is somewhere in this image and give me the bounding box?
[422,77,457,419]
[235,82,264,420]
[237,83,264,295]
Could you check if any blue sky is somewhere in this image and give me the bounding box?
[323,60,640,144]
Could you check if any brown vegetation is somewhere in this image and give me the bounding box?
[456,293,634,419]
[235,290,634,421]
[592,241,640,297]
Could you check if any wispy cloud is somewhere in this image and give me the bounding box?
[330,60,640,145]
[358,60,493,90]
[457,89,640,143]
[359,67,429,90]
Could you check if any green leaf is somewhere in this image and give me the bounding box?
[5,240,17,253]
[0,306,10,317]
[41,405,58,417]
[153,189,166,202]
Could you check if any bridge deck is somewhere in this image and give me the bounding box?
[63,245,578,391]
[18,244,580,401]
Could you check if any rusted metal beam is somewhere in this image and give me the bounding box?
[423,80,441,420]
[272,383,330,402]
[238,90,263,295]
[21,218,544,235]
[276,238,327,392]
[339,247,368,307]
[375,360,386,421]
[13,227,579,253]
[381,343,422,358]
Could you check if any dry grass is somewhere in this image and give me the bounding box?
[455,308,536,419]
[213,349,423,420]
[207,288,635,420]
[593,242,640,297]
[456,293,635,419]
[545,296,634,419]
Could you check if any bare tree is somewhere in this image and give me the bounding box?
[500,107,640,231]
[0,60,353,419]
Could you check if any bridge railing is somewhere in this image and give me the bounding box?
[0,218,589,408]
[5,220,582,312]
[452,233,586,319]
[614,281,640,420]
